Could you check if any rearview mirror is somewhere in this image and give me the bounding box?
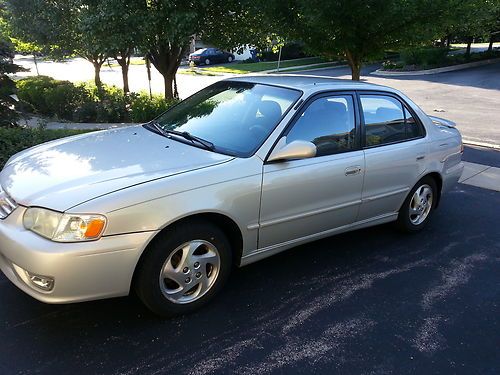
[267,139,317,162]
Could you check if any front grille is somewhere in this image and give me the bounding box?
[0,187,17,219]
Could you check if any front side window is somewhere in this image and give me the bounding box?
[286,95,357,157]
[361,94,424,147]
[153,82,301,157]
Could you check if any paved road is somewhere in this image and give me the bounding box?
[301,63,500,146]
[0,146,499,375]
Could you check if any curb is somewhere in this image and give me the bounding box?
[278,64,348,73]
[463,139,500,150]
[261,62,341,74]
[371,58,500,76]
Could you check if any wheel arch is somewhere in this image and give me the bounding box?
[426,171,443,208]
[131,212,244,293]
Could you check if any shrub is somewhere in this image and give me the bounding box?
[0,127,93,169]
[16,77,177,124]
[129,92,179,123]
[381,61,404,70]
[401,47,449,67]
[16,76,89,118]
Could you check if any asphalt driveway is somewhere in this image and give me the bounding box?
[0,147,499,375]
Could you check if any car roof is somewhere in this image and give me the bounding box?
[225,74,392,93]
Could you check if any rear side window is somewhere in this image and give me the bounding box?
[360,95,423,147]
[286,95,356,157]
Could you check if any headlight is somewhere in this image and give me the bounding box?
[23,207,106,242]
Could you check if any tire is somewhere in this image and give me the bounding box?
[204,58,211,65]
[227,56,233,62]
[135,220,232,317]
[396,176,437,233]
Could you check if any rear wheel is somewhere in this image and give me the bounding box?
[204,58,211,65]
[396,177,437,233]
[135,220,232,317]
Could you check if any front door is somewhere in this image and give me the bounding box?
[258,93,365,249]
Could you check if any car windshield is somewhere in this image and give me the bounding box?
[153,81,302,157]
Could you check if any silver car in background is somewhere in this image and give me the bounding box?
[0,75,464,316]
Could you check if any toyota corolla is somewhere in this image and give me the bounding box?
[0,75,464,316]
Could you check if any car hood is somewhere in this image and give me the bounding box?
[0,125,233,211]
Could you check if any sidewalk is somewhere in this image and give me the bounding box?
[459,162,500,192]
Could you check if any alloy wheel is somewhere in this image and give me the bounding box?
[159,240,220,304]
[409,184,433,225]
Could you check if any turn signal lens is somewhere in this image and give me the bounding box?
[82,218,106,239]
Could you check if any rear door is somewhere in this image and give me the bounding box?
[258,92,365,248]
[357,92,428,221]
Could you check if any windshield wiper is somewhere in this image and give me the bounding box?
[145,121,215,151]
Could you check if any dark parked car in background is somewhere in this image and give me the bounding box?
[189,48,235,66]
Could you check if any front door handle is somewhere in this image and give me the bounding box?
[416,155,425,161]
[345,166,362,176]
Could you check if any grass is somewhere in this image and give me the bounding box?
[177,68,222,76]
[109,57,146,68]
[200,57,329,74]
[0,127,94,169]
[280,62,344,73]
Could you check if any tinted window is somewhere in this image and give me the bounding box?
[361,95,406,146]
[154,82,301,157]
[404,107,424,138]
[286,95,356,157]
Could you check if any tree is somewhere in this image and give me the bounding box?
[139,1,210,99]
[259,0,452,80]
[6,0,109,87]
[80,0,144,93]
[0,1,25,126]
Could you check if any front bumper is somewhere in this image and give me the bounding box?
[0,207,157,304]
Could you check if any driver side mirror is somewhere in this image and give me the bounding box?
[267,138,317,162]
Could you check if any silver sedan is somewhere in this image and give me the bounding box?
[0,75,464,316]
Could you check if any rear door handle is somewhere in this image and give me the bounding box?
[416,155,425,161]
[345,166,362,176]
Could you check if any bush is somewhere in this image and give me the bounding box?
[129,92,179,123]
[16,77,177,123]
[0,127,93,169]
[16,76,89,118]
[401,47,449,67]
[258,42,310,61]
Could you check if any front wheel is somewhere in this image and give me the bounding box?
[227,56,233,62]
[134,220,232,317]
[396,177,437,233]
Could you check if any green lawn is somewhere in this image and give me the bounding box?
[200,57,330,74]
[280,62,344,73]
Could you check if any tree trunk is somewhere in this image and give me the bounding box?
[93,62,102,87]
[488,35,494,52]
[345,50,361,81]
[465,37,473,58]
[163,73,174,99]
[148,44,186,100]
[445,34,451,48]
[119,62,130,93]
[116,50,132,94]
